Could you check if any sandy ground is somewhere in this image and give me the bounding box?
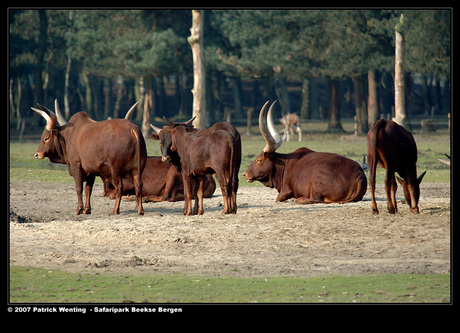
[9,179,450,277]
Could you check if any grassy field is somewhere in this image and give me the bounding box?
[9,266,450,303]
[9,125,450,184]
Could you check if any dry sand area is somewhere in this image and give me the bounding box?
[10,179,450,278]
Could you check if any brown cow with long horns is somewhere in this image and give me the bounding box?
[243,101,367,204]
[33,100,146,215]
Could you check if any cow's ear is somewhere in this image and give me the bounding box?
[263,151,274,160]
[417,171,427,184]
[163,126,174,133]
[149,133,159,141]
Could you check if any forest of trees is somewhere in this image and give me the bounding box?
[9,9,451,138]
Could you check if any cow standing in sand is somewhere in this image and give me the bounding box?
[367,119,426,214]
[243,101,367,204]
[157,118,240,215]
[33,100,146,215]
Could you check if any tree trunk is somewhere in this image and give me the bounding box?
[300,78,310,120]
[64,10,74,120]
[82,72,93,116]
[367,70,379,127]
[230,77,243,119]
[393,14,409,128]
[64,56,72,119]
[135,77,145,122]
[352,75,368,135]
[327,78,344,133]
[274,77,291,115]
[34,10,47,104]
[188,10,206,129]
[142,76,154,140]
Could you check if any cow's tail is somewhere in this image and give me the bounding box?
[226,136,237,213]
[368,119,386,186]
[131,128,146,214]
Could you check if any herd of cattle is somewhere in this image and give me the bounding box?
[32,100,426,216]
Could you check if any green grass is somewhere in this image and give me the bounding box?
[9,266,450,303]
[9,127,450,184]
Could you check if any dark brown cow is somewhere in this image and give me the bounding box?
[243,101,367,204]
[103,156,216,202]
[367,119,426,214]
[151,120,241,214]
[33,100,147,215]
[158,118,239,215]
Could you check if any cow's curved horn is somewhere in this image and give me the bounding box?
[163,116,175,127]
[54,99,67,126]
[150,124,162,134]
[125,101,140,120]
[267,100,282,151]
[32,104,57,131]
[259,101,282,153]
[184,116,196,127]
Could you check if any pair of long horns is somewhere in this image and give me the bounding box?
[149,116,196,135]
[259,100,282,153]
[31,99,67,130]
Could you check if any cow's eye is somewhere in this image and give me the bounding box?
[44,137,50,143]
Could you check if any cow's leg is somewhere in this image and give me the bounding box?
[133,172,144,215]
[111,172,123,215]
[276,186,294,202]
[390,175,398,213]
[83,173,95,214]
[72,167,84,215]
[182,175,193,216]
[384,168,396,214]
[216,172,230,214]
[295,197,326,204]
[368,155,379,214]
[193,176,205,215]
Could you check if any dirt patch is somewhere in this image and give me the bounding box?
[9,179,450,277]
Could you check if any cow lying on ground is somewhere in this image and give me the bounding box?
[33,100,146,215]
[103,156,216,202]
[243,101,367,204]
[367,119,426,214]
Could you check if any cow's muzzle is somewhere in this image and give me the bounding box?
[243,172,254,183]
[161,155,171,163]
[34,152,45,159]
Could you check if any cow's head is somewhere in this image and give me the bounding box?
[243,101,282,187]
[150,116,196,165]
[32,100,68,164]
[396,171,427,214]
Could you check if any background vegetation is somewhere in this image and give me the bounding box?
[10,9,450,138]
